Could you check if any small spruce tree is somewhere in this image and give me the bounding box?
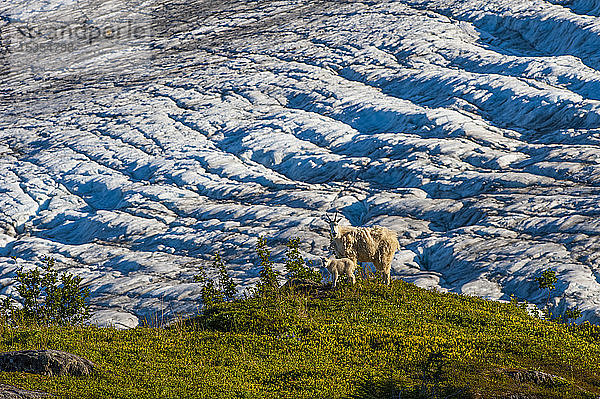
[194,267,224,310]
[256,236,279,294]
[215,252,236,301]
[1,256,90,326]
[562,306,582,323]
[532,269,583,323]
[284,237,321,283]
[194,252,237,312]
[535,269,558,319]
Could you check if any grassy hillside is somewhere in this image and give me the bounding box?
[0,279,600,398]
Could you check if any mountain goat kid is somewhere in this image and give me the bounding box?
[320,256,356,288]
[326,213,399,285]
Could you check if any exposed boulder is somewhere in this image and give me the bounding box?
[0,384,51,398]
[0,350,95,377]
[501,368,567,387]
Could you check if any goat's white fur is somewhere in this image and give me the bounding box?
[327,214,399,285]
[321,256,356,288]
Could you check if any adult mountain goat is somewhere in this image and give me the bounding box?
[326,212,399,285]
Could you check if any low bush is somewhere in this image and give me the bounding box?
[194,252,237,311]
[1,256,89,326]
[256,236,279,295]
[284,237,322,284]
[533,268,582,323]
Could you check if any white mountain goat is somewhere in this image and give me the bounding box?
[320,256,356,288]
[326,212,399,285]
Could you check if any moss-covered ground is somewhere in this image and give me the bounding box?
[0,279,599,398]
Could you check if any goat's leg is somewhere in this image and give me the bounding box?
[383,270,391,285]
[348,270,356,285]
[332,270,339,288]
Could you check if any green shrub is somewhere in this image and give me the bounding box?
[1,256,89,326]
[194,268,224,310]
[535,269,558,319]
[256,236,279,294]
[194,252,237,311]
[535,268,557,292]
[534,269,582,323]
[215,252,236,301]
[559,306,583,324]
[283,237,322,283]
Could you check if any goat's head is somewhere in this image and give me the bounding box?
[319,256,335,269]
[325,212,341,239]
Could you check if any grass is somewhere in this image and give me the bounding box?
[1,279,600,398]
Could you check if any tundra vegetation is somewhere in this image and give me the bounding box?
[0,239,599,398]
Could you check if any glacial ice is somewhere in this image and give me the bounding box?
[2,0,600,327]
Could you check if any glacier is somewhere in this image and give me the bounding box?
[2,0,600,328]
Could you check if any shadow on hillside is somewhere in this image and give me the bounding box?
[344,375,398,399]
[344,374,471,399]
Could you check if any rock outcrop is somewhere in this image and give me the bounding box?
[0,384,50,399]
[501,368,567,387]
[0,350,95,377]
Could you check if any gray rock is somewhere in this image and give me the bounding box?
[0,350,95,377]
[0,384,51,398]
[502,368,567,387]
